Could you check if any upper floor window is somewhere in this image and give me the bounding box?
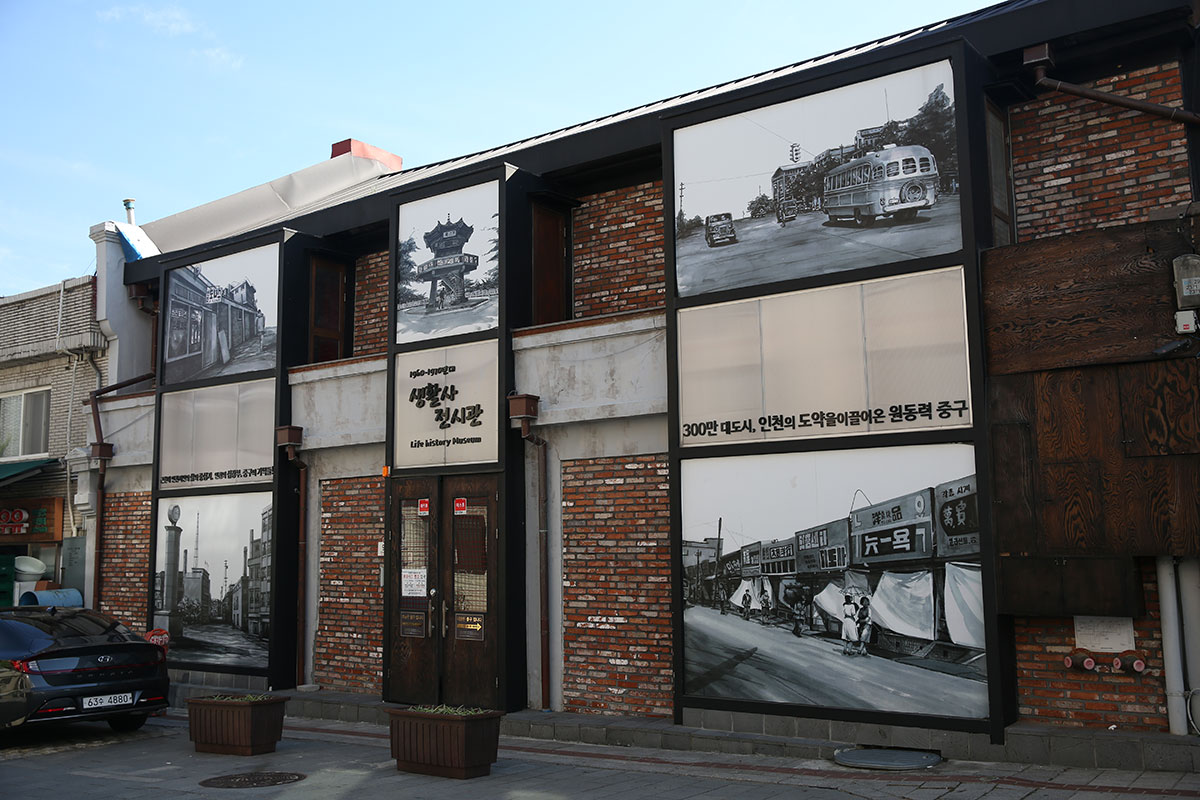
[0,388,50,459]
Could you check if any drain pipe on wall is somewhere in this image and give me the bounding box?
[1156,557,1189,735]
[508,394,551,709]
[1177,558,1200,735]
[88,371,156,610]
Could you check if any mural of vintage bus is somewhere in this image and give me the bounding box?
[822,144,938,226]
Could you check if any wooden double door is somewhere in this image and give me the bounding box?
[384,474,500,708]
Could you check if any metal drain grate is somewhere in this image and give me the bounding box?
[199,772,307,788]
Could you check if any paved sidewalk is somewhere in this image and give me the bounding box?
[3,713,1199,799]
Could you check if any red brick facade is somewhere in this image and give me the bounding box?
[99,491,152,632]
[313,476,386,693]
[560,455,672,716]
[571,181,666,318]
[1009,62,1192,241]
[352,251,389,357]
[1013,563,1168,731]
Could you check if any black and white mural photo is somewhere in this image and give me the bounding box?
[153,493,273,670]
[673,61,960,297]
[681,445,988,718]
[163,244,279,384]
[395,181,500,344]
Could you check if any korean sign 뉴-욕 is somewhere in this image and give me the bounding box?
[393,340,498,469]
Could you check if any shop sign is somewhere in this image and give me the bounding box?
[678,267,972,447]
[393,340,498,469]
[934,474,980,558]
[740,542,761,577]
[0,497,63,542]
[850,488,933,565]
[455,613,484,641]
[453,498,467,515]
[158,379,275,490]
[417,498,430,516]
[794,518,850,573]
[400,610,426,638]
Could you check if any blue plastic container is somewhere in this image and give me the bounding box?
[19,588,84,607]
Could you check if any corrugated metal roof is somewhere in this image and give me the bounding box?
[136,0,1189,255]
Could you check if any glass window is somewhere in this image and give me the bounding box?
[0,388,50,458]
[886,162,899,177]
[902,158,917,175]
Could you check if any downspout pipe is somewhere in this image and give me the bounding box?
[1177,558,1200,735]
[1156,557,1189,735]
[282,440,308,688]
[88,371,155,611]
[520,426,551,710]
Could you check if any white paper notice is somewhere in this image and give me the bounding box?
[1073,616,1135,653]
[401,568,427,598]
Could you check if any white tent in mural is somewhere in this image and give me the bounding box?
[944,561,985,648]
[813,571,870,619]
[729,576,773,611]
[870,570,935,640]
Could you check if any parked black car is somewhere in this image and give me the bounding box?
[0,607,168,731]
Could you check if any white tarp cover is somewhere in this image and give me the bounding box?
[813,571,870,618]
[870,570,934,640]
[944,562,985,649]
[730,576,772,610]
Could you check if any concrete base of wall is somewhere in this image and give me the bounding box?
[165,680,1200,773]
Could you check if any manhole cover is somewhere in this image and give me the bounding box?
[833,747,942,770]
[200,772,307,788]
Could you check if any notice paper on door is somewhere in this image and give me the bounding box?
[401,568,427,597]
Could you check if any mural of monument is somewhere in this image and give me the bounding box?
[395,181,499,343]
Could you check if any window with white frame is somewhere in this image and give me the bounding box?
[0,388,50,459]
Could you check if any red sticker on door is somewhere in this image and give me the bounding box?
[453,497,467,515]
[417,498,429,516]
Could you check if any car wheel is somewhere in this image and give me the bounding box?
[108,714,148,732]
[854,209,875,227]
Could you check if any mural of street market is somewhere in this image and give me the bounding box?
[163,244,279,384]
[681,445,988,718]
[673,61,960,297]
[396,181,500,343]
[153,493,273,670]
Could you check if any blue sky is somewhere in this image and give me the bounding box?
[0,0,995,296]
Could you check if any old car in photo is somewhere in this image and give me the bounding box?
[0,606,169,732]
[704,213,738,247]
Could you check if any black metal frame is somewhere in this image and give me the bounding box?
[663,39,1009,741]
[382,164,527,711]
[147,229,303,683]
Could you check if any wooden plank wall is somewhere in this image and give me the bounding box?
[982,217,1200,612]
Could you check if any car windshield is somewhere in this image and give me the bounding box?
[0,609,126,638]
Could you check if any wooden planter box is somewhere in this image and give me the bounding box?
[387,707,503,779]
[186,695,290,755]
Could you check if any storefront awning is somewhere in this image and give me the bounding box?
[0,458,57,488]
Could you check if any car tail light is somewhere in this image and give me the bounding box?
[11,659,36,674]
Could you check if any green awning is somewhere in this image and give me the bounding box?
[0,458,57,488]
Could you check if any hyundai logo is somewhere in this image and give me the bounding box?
[97,655,114,664]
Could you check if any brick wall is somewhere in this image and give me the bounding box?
[571,181,666,318]
[99,491,152,632]
[1013,561,1168,731]
[560,455,672,716]
[1009,62,1192,240]
[313,476,385,693]
[353,251,389,357]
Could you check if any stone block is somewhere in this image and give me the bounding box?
[794,717,831,740]
[702,708,732,731]
[680,707,703,729]
[1048,735,1096,768]
[1004,730,1051,765]
[1143,741,1196,772]
[829,720,858,743]
[730,711,763,734]
[762,714,796,738]
[1092,738,1143,772]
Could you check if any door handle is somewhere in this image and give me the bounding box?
[442,599,449,639]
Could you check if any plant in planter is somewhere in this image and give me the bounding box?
[186,693,290,755]
[386,704,504,779]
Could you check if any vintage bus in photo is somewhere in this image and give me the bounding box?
[822,144,938,226]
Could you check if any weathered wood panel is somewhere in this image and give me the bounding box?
[1117,359,1200,457]
[1035,368,1121,464]
[997,556,1142,617]
[982,220,1186,375]
[1041,462,1104,553]
[990,423,1038,556]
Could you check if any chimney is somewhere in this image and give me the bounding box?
[330,139,403,172]
[123,198,136,225]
